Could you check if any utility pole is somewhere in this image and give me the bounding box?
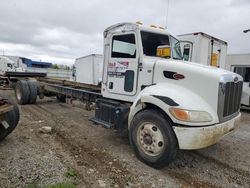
[165,0,170,29]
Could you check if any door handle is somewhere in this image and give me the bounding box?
[109,82,113,89]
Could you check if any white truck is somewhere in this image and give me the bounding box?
[178,32,227,68]
[14,22,242,168]
[226,54,250,107]
[74,54,103,85]
[0,55,27,75]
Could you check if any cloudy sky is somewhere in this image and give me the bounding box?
[0,0,249,65]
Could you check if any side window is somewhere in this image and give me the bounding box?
[112,34,136,58]
[183,44,190,61]
[141,31,170,57]
[234,67,250,82]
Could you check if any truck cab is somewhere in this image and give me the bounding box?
[96,23,242,167]
[102,23,183,102]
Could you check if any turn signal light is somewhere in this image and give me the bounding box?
[169,108,189,121]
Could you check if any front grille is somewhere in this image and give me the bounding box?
[223,82,242,117]
[218,81,242,121]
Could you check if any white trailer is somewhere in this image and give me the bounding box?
[226,54,250,107]
[178,32,227,68]
[74,54,103,85]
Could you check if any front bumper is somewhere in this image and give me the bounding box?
[173,113,241,150]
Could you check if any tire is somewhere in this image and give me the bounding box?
[27,81,37,104]
[0,124,8,142]
[129,109,178,168]
[56,94,66,102]
[0,94,20,140]
[15,80,30,105]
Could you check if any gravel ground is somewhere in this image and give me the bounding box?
[0,90,250,188]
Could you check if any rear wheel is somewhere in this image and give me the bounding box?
[129,109,178,168]
[0,94,20,140]
[0,124,8,142]
[27,81,37,104]
[15,80,30,105]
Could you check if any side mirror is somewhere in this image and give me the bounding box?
[156,45,171,58]
[7,63,13,69]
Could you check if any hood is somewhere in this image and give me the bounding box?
[148,57,242,114]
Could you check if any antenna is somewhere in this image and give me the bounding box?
[165,0,170,29]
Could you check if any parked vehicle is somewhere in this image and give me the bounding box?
[226,54,250,107]
[0,55,72,80]
[178,32,227,68]
[0,56,26,75]
[74,54,103,85]
[14,22,242,168]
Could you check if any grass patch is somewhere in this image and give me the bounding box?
[65,169,77,178]
[27,182,75,188]
[44,182,75,188]
[27,183,40,188]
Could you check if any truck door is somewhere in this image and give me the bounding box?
[180,42,192,61]
[107,33,138,95]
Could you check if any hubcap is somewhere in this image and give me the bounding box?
[137,122,165,156]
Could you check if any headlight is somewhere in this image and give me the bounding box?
[169,108,212,122]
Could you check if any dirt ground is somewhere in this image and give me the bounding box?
[0,90,250,188]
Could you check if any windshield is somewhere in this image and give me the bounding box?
[140,31,182,60]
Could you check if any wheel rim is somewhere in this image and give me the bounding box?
[136,122,165,157]
[16,87,22,101]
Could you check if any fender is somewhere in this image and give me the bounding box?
[128,83,219,129]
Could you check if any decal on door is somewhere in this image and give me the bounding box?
[108,61,129,77]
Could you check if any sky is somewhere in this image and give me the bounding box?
[0,0,249,65]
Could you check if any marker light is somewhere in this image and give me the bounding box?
[169,108,212,123]
[136,21,143,25]
[150,24,157,28]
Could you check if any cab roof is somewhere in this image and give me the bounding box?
[104,22,171,37]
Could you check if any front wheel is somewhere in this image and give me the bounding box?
[129,109,178,168]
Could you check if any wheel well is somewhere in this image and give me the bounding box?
[143,102,180,149]
[143,103,175,126]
